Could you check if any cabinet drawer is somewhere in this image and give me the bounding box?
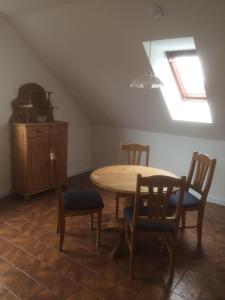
[26,126,49,137]
[50,124,67,136]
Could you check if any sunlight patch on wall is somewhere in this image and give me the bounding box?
[143,37,212,124]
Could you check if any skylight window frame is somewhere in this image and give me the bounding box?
[166,50,207,101]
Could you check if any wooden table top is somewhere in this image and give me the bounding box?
[90,165,177,194]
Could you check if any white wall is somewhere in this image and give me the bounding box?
[0,17,92,197]
[93,125,225,206]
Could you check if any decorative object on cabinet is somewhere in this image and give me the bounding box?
[10,82,58,123]
[10,83,68,199]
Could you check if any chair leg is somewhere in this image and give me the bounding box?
[197,210,204,247]
[96,210,102,247]
[56,219,59,234]
[57,206,60,233]
[91,213,94,230]
[115,195,119,219]
[160,237,165,253]
[168,237,176,282]
[181,211,186,230]
[125,221,129,241]
[129,232,136,279]
[59,216,65,252]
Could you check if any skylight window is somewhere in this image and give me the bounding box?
[166,50,206,100]
[144,37,212,123]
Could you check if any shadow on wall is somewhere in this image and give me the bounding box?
[0,122,11,194]
[93,126,152,168]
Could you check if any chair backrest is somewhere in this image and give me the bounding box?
[186,152,216,204]
[50,151,64,212]
[118,143,150,166]
[133,175,186,232]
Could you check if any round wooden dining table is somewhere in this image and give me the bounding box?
[90,165,177,259]
[90,165,177,194]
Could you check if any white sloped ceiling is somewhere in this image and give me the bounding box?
[0,0,80,16]
[1,0,225,140]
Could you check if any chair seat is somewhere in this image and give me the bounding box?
[169,191,200,208]
[124,207,174,232]
[63,189,104,211]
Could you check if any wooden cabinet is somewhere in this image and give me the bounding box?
[10,83,68,198]
[11,121,68,197]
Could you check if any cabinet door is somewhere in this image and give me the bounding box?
[50,124,68,185]
[27,136,50,193]
[11,126,27,194]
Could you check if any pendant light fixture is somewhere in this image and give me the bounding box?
[130,4,163,89]
[130,40,163,89]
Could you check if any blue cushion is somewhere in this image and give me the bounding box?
[63,189,104,211]
[124,207,174,232]
[169,191,200,208]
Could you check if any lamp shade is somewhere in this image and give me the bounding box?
[130,72,163,89]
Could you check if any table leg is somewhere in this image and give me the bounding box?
[110,228,126,260]
[108,195,133,259]
[101,219,127,259]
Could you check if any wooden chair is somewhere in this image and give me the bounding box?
[124,174,186,281]
[169,152,216,247]
[50,151,104,251]
[115,143,150,219]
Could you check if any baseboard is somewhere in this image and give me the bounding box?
[67,167,92,177]
[1,183,224,207]
[0,169,92,200]
[0,189,11,198]
[207,195,225,206]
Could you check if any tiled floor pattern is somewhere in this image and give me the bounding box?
[0,173,225,299]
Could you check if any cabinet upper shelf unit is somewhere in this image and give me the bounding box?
[10,82,58,123]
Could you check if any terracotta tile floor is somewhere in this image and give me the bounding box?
[0,173,225,300]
